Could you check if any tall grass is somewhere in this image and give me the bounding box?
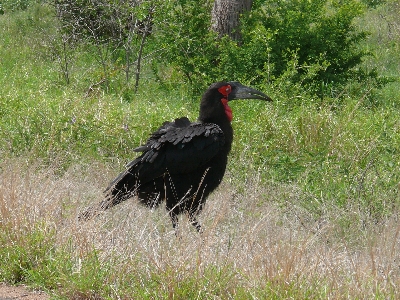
[0,159,399,298]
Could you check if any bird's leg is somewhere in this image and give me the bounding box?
[189,214,202,233]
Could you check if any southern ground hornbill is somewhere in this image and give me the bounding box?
[80,81,272,232]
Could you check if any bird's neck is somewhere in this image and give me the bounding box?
[198,97,234,149]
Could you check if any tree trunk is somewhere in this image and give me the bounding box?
[211,0,253,41]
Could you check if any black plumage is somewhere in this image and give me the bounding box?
[80,81,272,232]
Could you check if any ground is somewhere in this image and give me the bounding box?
[0,283,49,300]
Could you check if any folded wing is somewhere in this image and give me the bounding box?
[103,117,225,207]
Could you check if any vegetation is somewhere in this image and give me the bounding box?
[0,0,399,298]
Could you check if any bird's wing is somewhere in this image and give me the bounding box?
[105,117,225,195]
[133,117,225,175]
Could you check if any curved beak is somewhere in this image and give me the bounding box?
[228,81,272,102]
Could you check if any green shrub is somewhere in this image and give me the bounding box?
[154,0,385,98]
[1,0,32,11]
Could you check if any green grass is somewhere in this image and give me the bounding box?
[1,2,400,298]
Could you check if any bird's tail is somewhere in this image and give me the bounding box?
[78,169,138,221]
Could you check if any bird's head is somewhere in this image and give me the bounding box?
[199,81,272,123]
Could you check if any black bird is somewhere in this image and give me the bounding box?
[81,81,272,232]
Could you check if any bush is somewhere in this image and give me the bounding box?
[52,0,155,89]
[48,0,388,97]
[1,0,33,11]
[151,0,217,90]
[153,0,385,98]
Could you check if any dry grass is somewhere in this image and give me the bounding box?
[1,158,399,298]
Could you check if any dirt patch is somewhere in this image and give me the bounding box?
[0,283,49,300]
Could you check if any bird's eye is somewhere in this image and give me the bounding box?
[218,84,232,97]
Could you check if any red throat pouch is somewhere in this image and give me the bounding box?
[221,98,233,122]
